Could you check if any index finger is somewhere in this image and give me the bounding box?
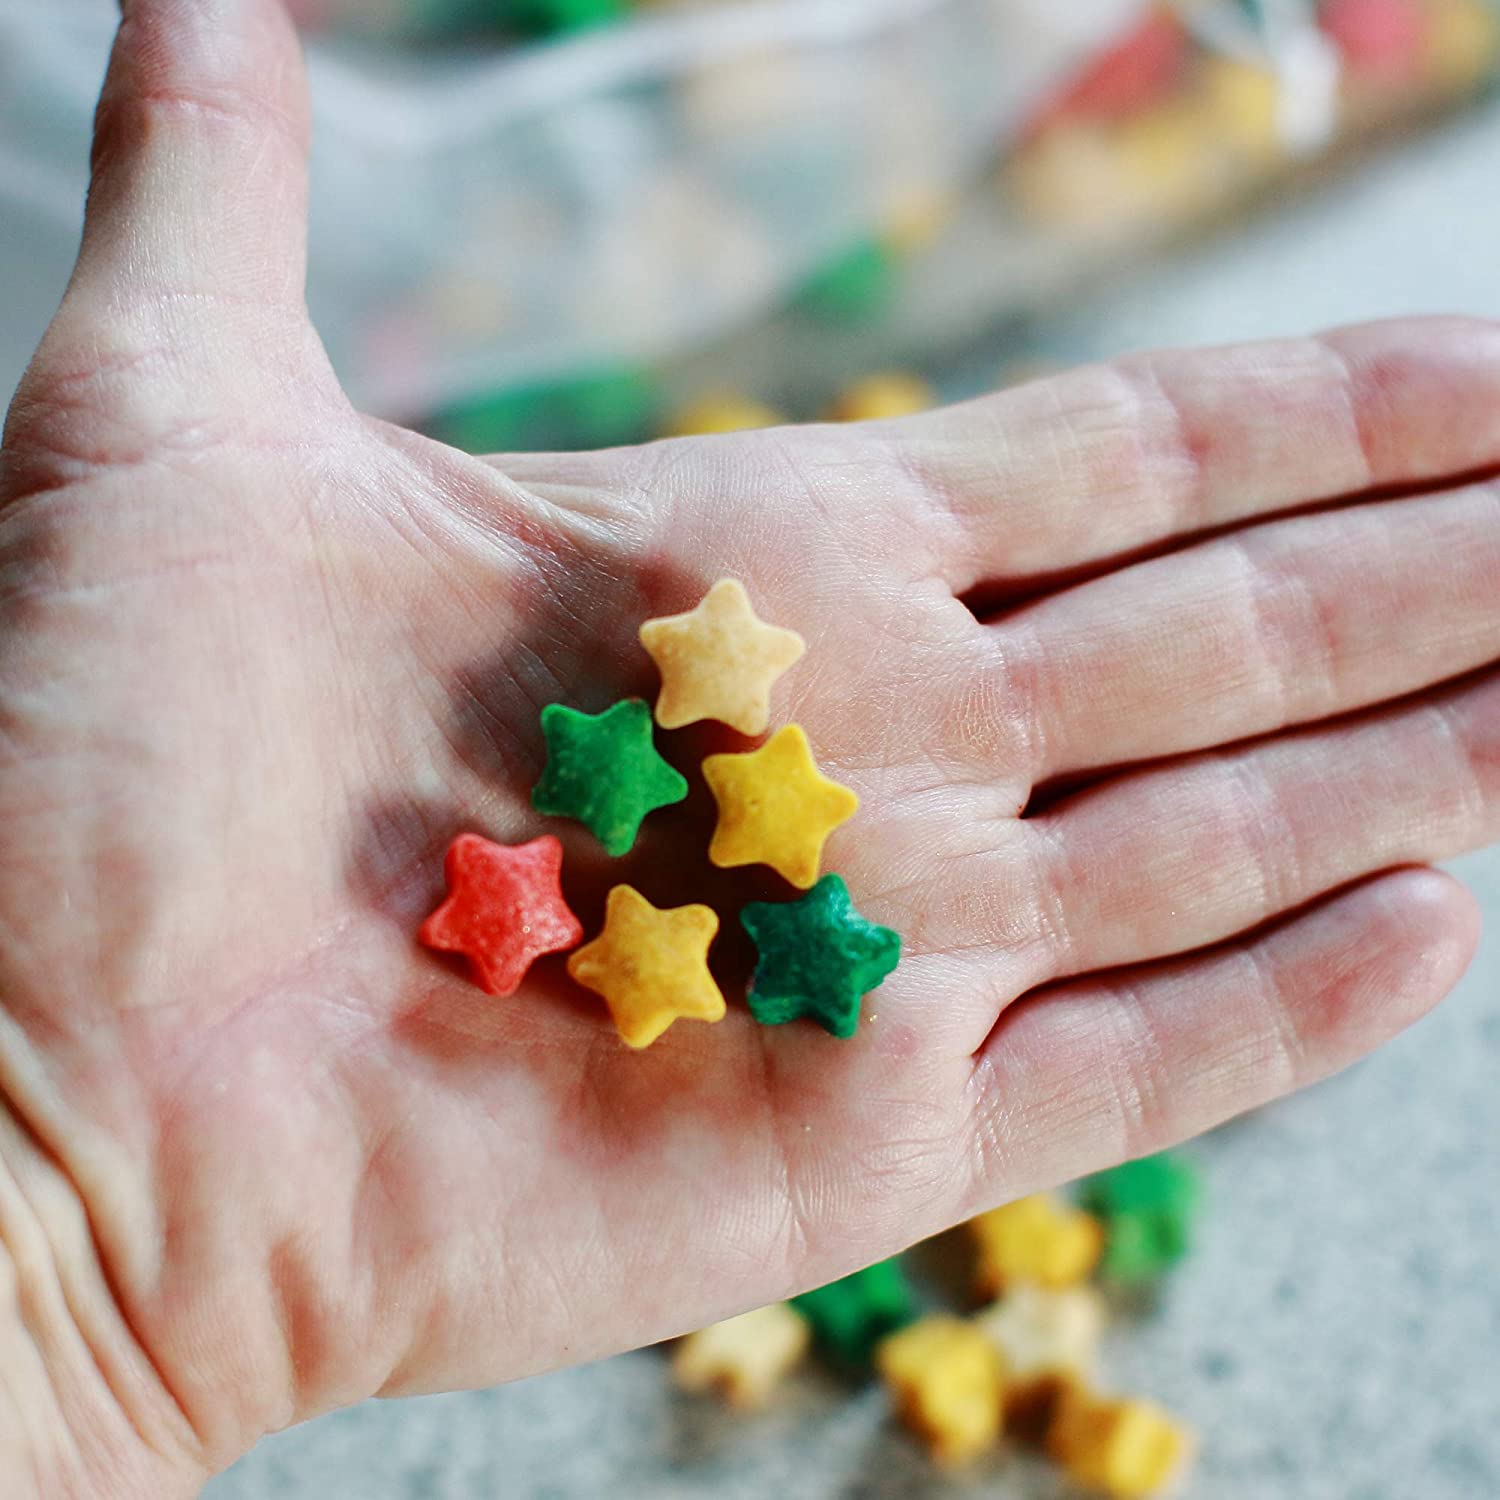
[889,317,1500,596]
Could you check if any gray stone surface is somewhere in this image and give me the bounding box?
[1,41,1495,1500]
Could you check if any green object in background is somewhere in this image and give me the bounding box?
[431,367,659,453]
[1079,1151,1201,1283]
[795,239,898,326]
[561,367,661,448]
[431,386,542,454]
[504,0,629,38]
[791,1258,918,1368]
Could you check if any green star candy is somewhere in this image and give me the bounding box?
[531,699,687,856]
[791,1258,917,1369]
[740,874,901,1039]
[1078,1151,1201,1283]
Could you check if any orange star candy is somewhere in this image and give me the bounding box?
[418,833,582,997]
[702,724,859,889]
[639,578,805,736]
[567,885,726,1049]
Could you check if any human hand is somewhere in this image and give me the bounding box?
[2,3,1497,1495]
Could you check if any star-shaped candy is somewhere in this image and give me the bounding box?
[740,874,901,1039]
[876,1316,1006,1467]
[639,578,805,735]
[418,833,582,996]
[672,1303,811,1410]
[702,724,858,889]
[567,884,727,1049]
[531,699,688,856]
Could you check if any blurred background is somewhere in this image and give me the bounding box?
[2,1,1497,1495]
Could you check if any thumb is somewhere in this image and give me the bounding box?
[73,0,312,318]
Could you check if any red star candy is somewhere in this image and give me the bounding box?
[419,833,583,996]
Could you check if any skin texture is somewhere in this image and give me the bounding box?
[0,2,1497,1495]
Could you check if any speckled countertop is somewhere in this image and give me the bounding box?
[3,55,1496,1500]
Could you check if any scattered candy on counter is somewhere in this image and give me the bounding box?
[418,579,900,1047]
[566,884,725,1049]
[970,1192,1105,1299]
[671,1153,1201,1491]
[671,1303,811,1410]
[703,725,859,889]
[876,1315,1008,1467]
[418,832,582,996]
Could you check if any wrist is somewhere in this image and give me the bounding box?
[0,1090,206,1500]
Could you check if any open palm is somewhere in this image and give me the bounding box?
[3,4,1498,1496]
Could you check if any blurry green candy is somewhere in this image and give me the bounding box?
[791,1258,917,1368]
[431,367,659,453]
[795,239,898,326]
[1079,1151,1201,1283]
[504,0,628,37]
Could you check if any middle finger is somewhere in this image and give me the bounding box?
[989,478,1500,786]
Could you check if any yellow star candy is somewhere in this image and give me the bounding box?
[639,578,805,736]
[702,724,858,889]
[969,1193,1104,1299]
[1047,1388,1194,1499]
[672,1303,811,1410]
[877,1316,1007,1467]
[566,885,726,1050]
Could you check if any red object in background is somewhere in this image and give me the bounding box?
[1026,9,1189,133]
[419,833,583,997]
[1320,0,1430,83]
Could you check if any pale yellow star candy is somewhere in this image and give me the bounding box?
[639,578,805,736]
[672,1303,810,1410]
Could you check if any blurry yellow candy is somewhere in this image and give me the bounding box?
[826,372,936,422]
[975,1282,1105,1388]
[664,393,784,436]
[1113,102,1226,218]
[673,1303,811,1409]
[640,578,805,736]
[882,183,956,255]
[1425,0,1500,92]
[566,885,726,1049]
[703,725,858,889]
[1048,1388,1194,1498]
[1014,101,1228,234]
[1193,56,1284,166]
[1009,123,1127,231]
[877,1316,1006,1467]
[970,1193,1104,1298]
